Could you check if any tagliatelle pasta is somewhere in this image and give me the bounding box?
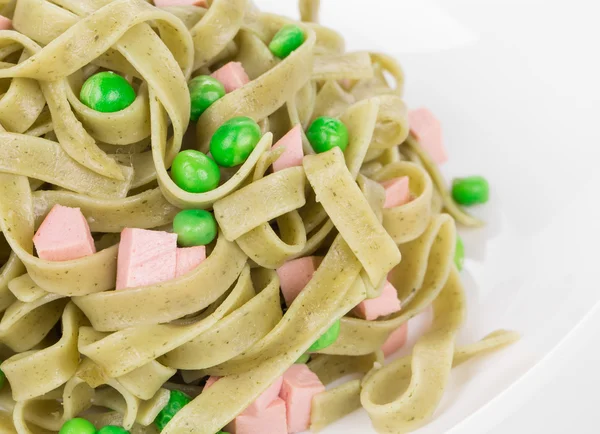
[0,0,517,433]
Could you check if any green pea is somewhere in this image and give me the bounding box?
[216,432,230,434]
[171,150,220,193]
[173,209,218,247]
[306,117,349,153]
[97,426,130,434]
[0,365,5,389]
[295,353,310,364]
[308,320,341,352]
[59,418,96,434]
[455,236,464,271]
[451,176,489,206]
[155,390,192,431]
[189,76,226,122]
[269,24,305,59]
[80,71,136,113]
[209,117,261,167]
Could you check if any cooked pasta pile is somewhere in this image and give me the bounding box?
[0,0,518,433]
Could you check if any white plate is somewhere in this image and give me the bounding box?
[255,0,600,432]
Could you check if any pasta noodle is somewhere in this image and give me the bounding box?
[0,0,517,433]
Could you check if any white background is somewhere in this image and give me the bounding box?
[252,0,600,432]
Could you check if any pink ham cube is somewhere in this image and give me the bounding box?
[408,108,448,164]
[33,205,96,262]
[276,256,320,306]
[211,62,250,93]
[381,176,411,209]
[226,398,288,434]
[354,281,401,321]
[205,376,283,415]
[116,229,177,290]
[0,15,11,30]
[272,125,304,172]
[279,364,325,433]
[175,246,206,277]
[381,323,408,357]
[204,375,220,390]
[154,0,208,7]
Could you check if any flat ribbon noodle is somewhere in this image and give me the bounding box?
[73,231,247,331]
[0,253,25,311]
[8,275,47,303]
[191,0,248,69]
[162,242,367,433]
[360,268,466,433]
[32,188,178,234]
[405,136,484,227]
[322,214,456,356]
[0,293,67,352]
[235,210,307,269]
[0,134,133,198]
[195,26,316,150]
[312,52,373,81]
[116,361,176,401]
[304,148,400,286]
[160,268,283,369]
[77,265,255,377]
[0,174,121,296]
[62,376,95,421]
[214,166,307,241]
[64,78,151,146]
[372,161,434,244]
[312,330,520,432]
[1,303,84,402]
[198,234,364,377]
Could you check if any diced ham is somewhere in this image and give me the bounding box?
[276,256,320,306]
[339,78,353,90]
[175,246,206,277]
[226,398,288,434]
[154,0,208,7]
[211,62,250,93]
[381,323,408,357]
[408,108,448,164]
[245,377,283,415]
[381,176,411,209]
[272,125,304,172]
[116,229,177,290]
[33,205,96,262]
[354,281,401,321]
[0,15,12,30]
[204,375,220,390]
[279,364,325,433]
[205,375,283,415]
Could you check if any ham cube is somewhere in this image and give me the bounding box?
[175,246,206,277]
[245,377,283,415]
[205,376,283,415]
[204,375,220,390]
[354,281,401,320]
[116,229,177,290]
[154,0,208,7]
[211,62,250,93]
[33,205,96,262]
[381,176,411,208]
[0,15,12,30]
[279,364,325,433]
[276,256,320,306]
[272,125,304,172]
[408,108,448,164]
[381,323,408,357]
[226,398,288,434]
